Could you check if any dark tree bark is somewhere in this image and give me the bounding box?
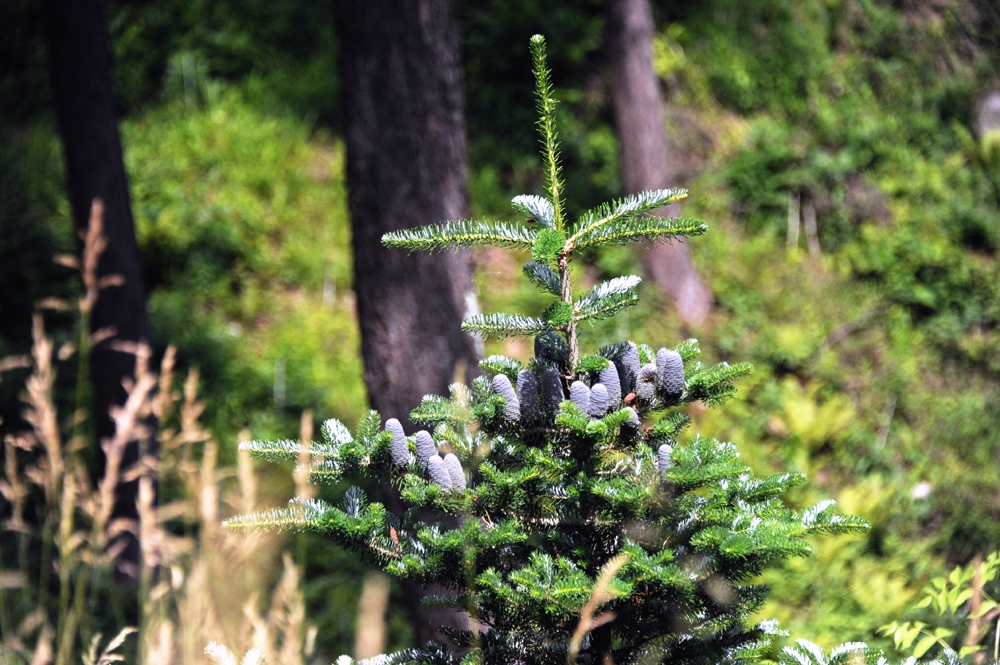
[334,0,479,646]
[607,0,713,326]
[43,0,150,577]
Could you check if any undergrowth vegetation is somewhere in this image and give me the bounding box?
[1,0,999,660]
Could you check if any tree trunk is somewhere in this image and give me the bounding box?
[606,0,712,327]
[43,0,151,578]
[334,0,479,646]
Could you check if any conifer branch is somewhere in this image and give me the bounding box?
[577,275,641,306]
[479,355,525,380]
[573,216,707,251]
[461,313,551,339]
[222,497,330,532]
[239,439,337,463]
[530,35,564,231]
[567,189,687,249]
[523,261,562,296]
[559,256,579,372]
[512,195,555,228]
[321,418,353,444]
[381,220,535,252]
[575,291,639,322]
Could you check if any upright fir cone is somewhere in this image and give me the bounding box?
[415,430,436,470]
[656,348,685,402]
[385,418,409,467]
[657,443,673,476]
[599,364,622,409]
[443,453,466,490]
[540,369,564,422]
[427,454,453,492]
[636,364,657,402]
[616,342,641,394]
[492,374,521,422]
[570,380,591,414]
[589,383,609,418]
[516,370,542,425]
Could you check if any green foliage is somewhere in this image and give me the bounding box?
[522,260,562,295]
[530,34,565,231]
[229,37,868,664]
[880,552,1000,660]
[382,220,537,253]
[461,313,552,339]
[479,355,524,381]
[122,90,366,442]
[9,0,1000,657]
[778,639,885,665]
[572,216,706,251]
[531,227,566,264]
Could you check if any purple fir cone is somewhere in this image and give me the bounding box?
[385,418,409,467]
[492,374,521,422]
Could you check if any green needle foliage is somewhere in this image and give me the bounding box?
[225,35,869,665]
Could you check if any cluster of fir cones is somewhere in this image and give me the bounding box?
[382,342,685,493]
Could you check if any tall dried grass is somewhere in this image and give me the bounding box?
[0,200,319,664]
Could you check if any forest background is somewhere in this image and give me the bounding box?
[2,0,1000,662]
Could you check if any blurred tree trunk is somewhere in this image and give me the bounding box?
[334,0,478,645]
[43,0,150,577]
[606,0,713,326]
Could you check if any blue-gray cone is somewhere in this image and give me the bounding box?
[540,369,564,421]
[443,453,466,490]
[599,365,622,408]
[656,348,685,402]
[621,406,640,437]
[415,430,436,470]
[492,374,521,422]
[570,380,591,414]
[589,383,609,418]
[516,370,541,425]
[616,342,641,394]
[427,454,453,492]
[657,443,673,476]
[385,418,409,467]
[636,364,657,402]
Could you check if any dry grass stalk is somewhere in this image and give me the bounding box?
[354,572,390,661]
[24,313,63,505]
[0,436,29,536]
[567,553,631,665]
[1,200,313,665]
[294,410,315,502]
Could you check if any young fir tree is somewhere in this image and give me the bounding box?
[225,36,869,665]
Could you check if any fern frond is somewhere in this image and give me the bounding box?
[522,261,562,296]
[512,195,555,228]
[462,313,551,339]
[569,189,687,247]
[223,497,331,532]
[530,35,564,231]
[574,216,707,251]
[381,220,535,252]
